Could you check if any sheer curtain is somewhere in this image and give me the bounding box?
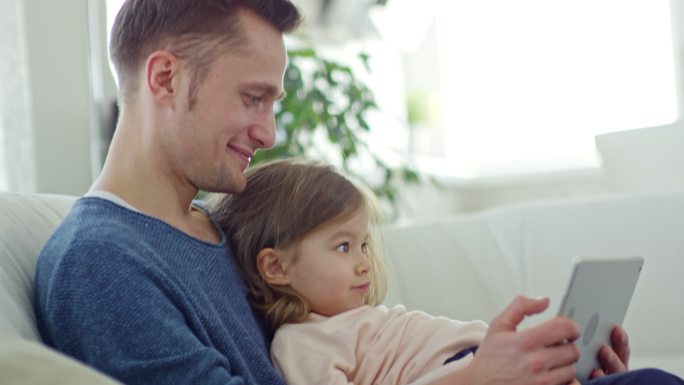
[0,0,35,192]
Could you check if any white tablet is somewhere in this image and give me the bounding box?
[556,256,644,382]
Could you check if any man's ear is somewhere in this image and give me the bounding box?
[256,248,291,286]
[145,50,181,106]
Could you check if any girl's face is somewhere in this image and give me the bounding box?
[284,207,372,317]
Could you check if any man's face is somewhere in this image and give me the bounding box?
[166,9,287,194]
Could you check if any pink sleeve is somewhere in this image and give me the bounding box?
[270,306,487,385]
[271,322,357,384]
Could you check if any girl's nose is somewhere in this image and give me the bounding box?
[356,256,371,275]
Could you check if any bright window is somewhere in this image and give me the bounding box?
[103,0,678,180]
[428,0,677,178]
[105,0,126,86]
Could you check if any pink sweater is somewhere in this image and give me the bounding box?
[271,305,488,385]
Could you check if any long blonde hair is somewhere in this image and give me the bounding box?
[210,159,387,330]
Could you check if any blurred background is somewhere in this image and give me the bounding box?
[1,0,683,221]
[3,1,684,375]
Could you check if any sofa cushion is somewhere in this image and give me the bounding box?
[0,192,76,339]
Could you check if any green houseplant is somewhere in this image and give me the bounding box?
[251,45,424,213]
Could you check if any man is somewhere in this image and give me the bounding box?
[35,1,301,384]
[33,0,682,384]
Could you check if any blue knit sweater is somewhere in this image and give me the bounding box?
[34,197,284,385]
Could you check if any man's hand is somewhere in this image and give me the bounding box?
[589,325,630,379]
[464,296,581,385]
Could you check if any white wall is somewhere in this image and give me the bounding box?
[0,0,34,192]
[21,0,95,195]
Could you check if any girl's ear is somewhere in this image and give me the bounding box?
[256,248,291,286]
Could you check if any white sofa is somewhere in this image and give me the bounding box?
[2,190,683,382]
[383,189,684,378]
[0,192,121,384]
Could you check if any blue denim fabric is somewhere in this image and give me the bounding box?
[444,346,479,365]
[584,368,684,385]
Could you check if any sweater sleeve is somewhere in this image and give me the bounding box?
[269,306,487,385]
[271,328,357,385]
[37,242,245,385]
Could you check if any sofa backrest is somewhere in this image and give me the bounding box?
[382,190,684,378]
[0,192,76,340]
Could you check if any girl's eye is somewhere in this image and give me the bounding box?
[335,242,350,253]
[361,242,368,254]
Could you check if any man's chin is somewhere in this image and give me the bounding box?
[204,179,247,195]
[194,168,249,194]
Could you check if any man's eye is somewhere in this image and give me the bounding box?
[244,94,263,106]
[335,243,349,253]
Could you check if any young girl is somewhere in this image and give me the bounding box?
[210,159,488,385]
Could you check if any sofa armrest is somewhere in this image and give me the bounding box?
[0,192,76,339]
[0,336,122,384]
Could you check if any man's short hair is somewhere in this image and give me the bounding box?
[109,0,302,104]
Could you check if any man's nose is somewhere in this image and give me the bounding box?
[249,112,277,149]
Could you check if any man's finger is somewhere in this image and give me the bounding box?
[519,342,579,375]
[488,296,550,334]
[591,368,606,379]
[611,326,630,366]
[532,363,577,385]
[515,317,581,349]
[598,345,627,375]
[545,342,581,370]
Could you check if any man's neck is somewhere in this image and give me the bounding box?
[91,167,220,244]
[92,117,220,244]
